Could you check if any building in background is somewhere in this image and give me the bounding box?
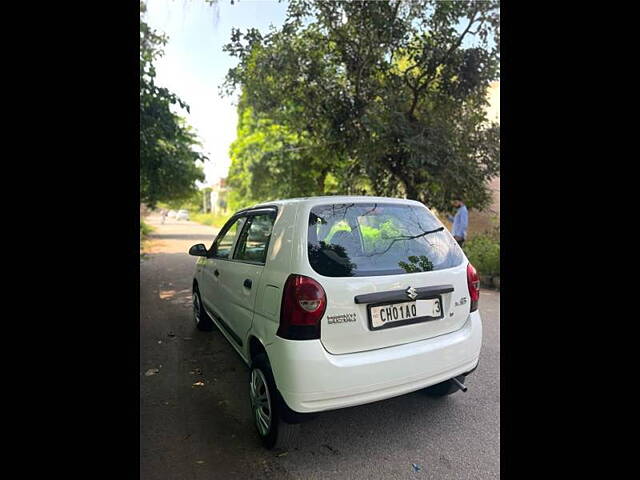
[209,178,229,215]
[440,82,499,237]
[467,81,500,236]
[486,80,500,216]
[486,80,500,124]
[487,176,500,217]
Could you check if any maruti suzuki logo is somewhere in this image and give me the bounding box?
[406,286,418,300]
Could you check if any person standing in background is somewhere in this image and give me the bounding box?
[447,197,468,247]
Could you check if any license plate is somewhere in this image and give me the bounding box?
[369,297,443,330]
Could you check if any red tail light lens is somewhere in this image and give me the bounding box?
[278,274,327,340]
[467,263,480,312]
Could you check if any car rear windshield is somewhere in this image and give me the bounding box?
[307,203,464,277]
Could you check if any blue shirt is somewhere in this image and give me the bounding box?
[448,205,468,239]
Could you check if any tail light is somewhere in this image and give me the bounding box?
[467,263,480,312]
[278,274,327,340]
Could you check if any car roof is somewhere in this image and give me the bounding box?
[248,195,425,210]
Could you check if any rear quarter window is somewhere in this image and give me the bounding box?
[307,203,464,277]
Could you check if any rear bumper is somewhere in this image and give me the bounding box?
[266,311,482,413]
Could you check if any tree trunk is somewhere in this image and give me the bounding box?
[384,155,419,201]
[403,180,419,201]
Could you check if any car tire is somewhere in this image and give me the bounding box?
[193,286,214,331]
[424,375,466,397]
[250,353,300,450]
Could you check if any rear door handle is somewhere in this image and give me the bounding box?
[243,279,252,289]
[214,269,220,277]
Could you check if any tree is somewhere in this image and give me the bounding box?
[223,0,499,212]
[227,93,349,210]
[140,1,206,208]
[159,187,205,211]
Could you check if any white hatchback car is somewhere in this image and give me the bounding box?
[189,196,482,448]
[176,209,189,221]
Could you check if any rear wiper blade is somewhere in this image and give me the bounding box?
[364,226,445,257]
[389,226,445,241]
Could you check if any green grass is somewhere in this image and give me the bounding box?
[189,211,230,228]
[140,220,155,255]
[141,220,154,236]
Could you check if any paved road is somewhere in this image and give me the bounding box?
[140,215,500,479]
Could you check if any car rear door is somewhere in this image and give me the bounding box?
[319,265,470,354]
[301,201,472,355]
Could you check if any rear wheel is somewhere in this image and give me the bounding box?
[249,354,300,449]
[193,286,214,331]
[424,375,466,397]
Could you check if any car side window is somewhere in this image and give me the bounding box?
[233,213,276,264]
[211,217,246,259]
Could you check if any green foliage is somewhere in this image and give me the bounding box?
[398,256,434,273]
[227,95,348,211]
[360,219,402,252]
[159,188,204,211]
[379,219,402,240]
[325,221,351,242]
[140,1,206,208]
[359,224,378,250]
[223,0,500,212]
[464,233,499,277]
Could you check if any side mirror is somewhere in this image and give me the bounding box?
[189,243,208,257]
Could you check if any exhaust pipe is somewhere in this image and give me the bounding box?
[451,376,468,392]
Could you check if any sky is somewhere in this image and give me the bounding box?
[144,0,289,186]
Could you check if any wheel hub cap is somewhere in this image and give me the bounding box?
[250,369,271,436]
[193,293,200,324]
